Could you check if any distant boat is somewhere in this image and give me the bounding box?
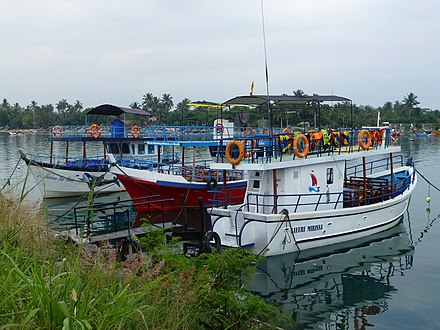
[8,131,24,136]
[411,128,431,137]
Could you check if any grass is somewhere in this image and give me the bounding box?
[0,195,294,329]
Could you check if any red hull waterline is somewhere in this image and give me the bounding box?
[116,174,247,212]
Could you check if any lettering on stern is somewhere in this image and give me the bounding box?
[292,224,323,233]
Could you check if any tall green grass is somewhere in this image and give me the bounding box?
[0,196,293,329]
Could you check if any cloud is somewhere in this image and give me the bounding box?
[1,0,439,109]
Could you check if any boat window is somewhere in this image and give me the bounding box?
[107,143,119,154]
[252,180,260,189]
[138,144,145,155]
[147,145,155,154]
[131,145,135,155]
[327,168,334,184]
[121,143,130,154]
[255,171,260,177]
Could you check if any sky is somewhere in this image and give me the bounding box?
[1,0,439,110]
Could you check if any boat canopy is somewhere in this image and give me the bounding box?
[222,94,351,106]
[84,104,152,117]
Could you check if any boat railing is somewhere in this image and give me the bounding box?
[243,173,412,215]
[116,156,244,182]
[346,155,405,177]
[114,151,180,169]
[29,152,108,167]
[207,185,248,208]
[216,128,394,164]
[49,124,281,142]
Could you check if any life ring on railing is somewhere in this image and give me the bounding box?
[131,125,141,138]
[293,134,309,158]
[215,123,224,134]
[358,129,372,150]
[225,140,245,165]
[207,177,218,190]
[52,126,63,138]
[89,124,101,138]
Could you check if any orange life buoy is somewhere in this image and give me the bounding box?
[358,130,372,150]
[131,125,141,138]
[89,124,102,139]
[52,125,63,138]
[293,134,309,158]
[225,140,245,165]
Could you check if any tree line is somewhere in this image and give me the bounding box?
[1,91,438,130]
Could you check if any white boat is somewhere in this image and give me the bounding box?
[20,104,160,198]
[208,94,417,256]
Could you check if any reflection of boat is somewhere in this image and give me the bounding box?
[209,94,417,256]
[247,221,414,329]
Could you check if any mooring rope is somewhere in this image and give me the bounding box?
[1,156,23,191]
[415,168,440,192]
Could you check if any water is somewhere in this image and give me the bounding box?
[1,132,440,329]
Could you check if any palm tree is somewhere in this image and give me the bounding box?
[129,102,141,109]
[293,89,306,97]
[26,100,38,128]
[403,93,420,120]
[56,99,69,121]
[175,98,191,126]
[142,93,160,120]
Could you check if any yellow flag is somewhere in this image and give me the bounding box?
[250,81,254,96]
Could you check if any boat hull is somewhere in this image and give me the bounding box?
[114,168,247,212]
[210,167,416,256]
[25,162,124,198]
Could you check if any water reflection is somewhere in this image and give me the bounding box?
[247,219,414,329]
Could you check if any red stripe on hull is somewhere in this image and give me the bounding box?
[116,174,246,212]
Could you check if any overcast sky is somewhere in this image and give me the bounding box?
[1,0,439,110]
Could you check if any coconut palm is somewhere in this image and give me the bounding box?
[403,93,420,120]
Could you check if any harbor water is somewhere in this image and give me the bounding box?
[1,131,440,329]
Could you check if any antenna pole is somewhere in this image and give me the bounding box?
[260,0,269,96]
